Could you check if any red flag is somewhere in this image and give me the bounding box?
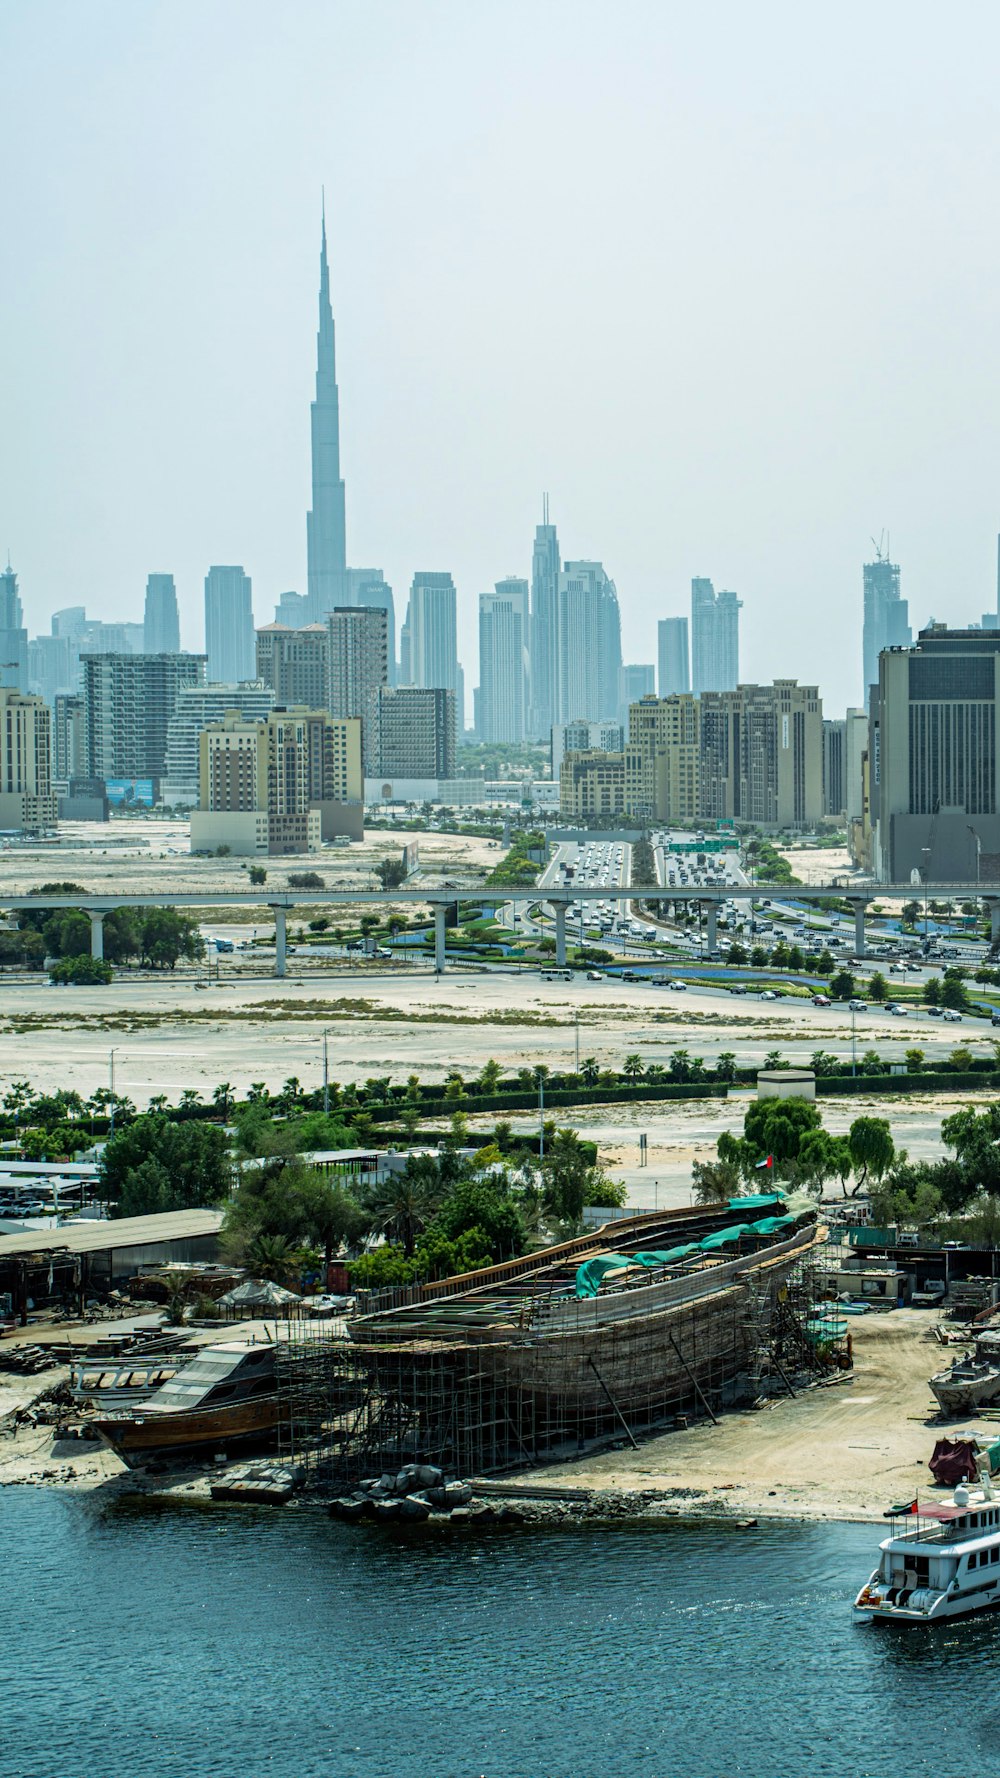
[755,1154,774,1171]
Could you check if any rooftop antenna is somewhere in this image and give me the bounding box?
[542,492,549,526]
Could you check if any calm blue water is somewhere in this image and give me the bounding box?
[3,1489,997,1778]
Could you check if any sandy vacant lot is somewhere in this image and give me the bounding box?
[542,1309,980,1523]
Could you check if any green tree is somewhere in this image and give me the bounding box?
[478,1058,503,1093]
[816,950,834,976]
[941,973,968,1011]
[831,969,855,1000]
[743,1096,822,1168]
[923,976,941,1008]
[847,1117,895,1193]
[868,972,888,1003]
[809,1050,837,1076]
[750,945,769,968]
[50,955,113,985]
[622,1053,645,1081]
[213,1082,234,1119]
[541,1128,605,1225]
[137,908,205,970]
[249,865,267,886]
[98,1115,232,1217]
[901,900,920,928]
[715,1052,738,1082]
[904,1048,924,1074]
[787,944,805,972]
[692,1155,743,1204]
[726,942,748,966]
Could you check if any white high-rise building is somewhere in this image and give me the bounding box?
[691,578,740,696]
[406,573,459,696]
[658,616,690,696]
[144,575,180,654]
[557,561,621,725]
[205,566,254,683]
[478,579,528,743]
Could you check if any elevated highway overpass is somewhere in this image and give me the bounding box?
[2,882,995,975]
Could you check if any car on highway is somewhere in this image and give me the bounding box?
[942,1008,963,1022]
[812,995,831,1007]
[760,990,777,1001]
[848,999,867,1011]
[667,980,688,991]
[887,1003,910,1016]
[586,969,604,980]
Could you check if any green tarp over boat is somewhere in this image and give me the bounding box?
[730,1193,785,1211]
[698,1224,752,1251]
[746,1214,797,1235]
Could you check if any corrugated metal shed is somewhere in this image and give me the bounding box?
[0,1208,224,1260]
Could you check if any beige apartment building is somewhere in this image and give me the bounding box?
[191,707,362,855]
[559,748,628,818]
[625,694,702,825]
[0,689,58,833]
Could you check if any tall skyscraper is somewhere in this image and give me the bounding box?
[306,206,347,622]
[328,605,389,768]
[862,548,909,708]
[144,574,180,653]
[479,579,528,743]
[406,573,459,695]
[691,578,741,696]
[205,566,254,683]
[557,561,621,725]
[0,564,29,692]
[658,616,690,696]
[529,497,561,738]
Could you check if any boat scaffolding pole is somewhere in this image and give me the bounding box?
[586,1355,640,1450]
[667,1332,719,1425]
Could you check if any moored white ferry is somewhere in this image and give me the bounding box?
[855,1474,1000,1623]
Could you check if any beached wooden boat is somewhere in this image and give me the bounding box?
[91,1341,279,1467]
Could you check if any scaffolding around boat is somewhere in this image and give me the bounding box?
[273,1210,835,1488]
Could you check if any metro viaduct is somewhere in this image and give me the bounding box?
[2,883,994,977]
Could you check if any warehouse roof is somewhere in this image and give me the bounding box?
[0,1208,224,1261]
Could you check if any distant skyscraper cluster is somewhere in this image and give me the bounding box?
[15,196,1000,873]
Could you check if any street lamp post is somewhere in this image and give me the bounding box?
[322,1030,332,1116]
[108,1048,118,1138]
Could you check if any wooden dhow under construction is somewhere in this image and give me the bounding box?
[276,1198,829,1485]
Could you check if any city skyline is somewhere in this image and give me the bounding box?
[6,3,1000,716]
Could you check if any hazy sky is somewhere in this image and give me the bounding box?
[4,0,1000,716]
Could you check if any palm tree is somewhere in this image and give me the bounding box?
[622,1053,645,1081]
[579,1057,600,1087]
[213,1083,234,1119]
[148,1094,169,1114]
[247,1232,297,1284]
[247,1082,270,1104]
[364,1176,437,1258]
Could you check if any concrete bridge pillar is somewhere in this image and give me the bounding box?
[434,904,447,973]
[273,907,287,978]
[987,899,1000,946]
[850,900,868,958]
[704,902,718,955]
[89,910,105,961]
[554,903,568,968]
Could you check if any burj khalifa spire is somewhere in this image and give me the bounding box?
[306,200,347,622]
